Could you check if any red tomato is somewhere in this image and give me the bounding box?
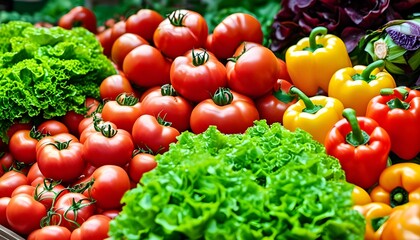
[58,6,97,33]
[153,9,208,59]
[52,192,95,231]
[128,152,157,183]
[139,85,194,132]
[111,33,149,69]
[85,97,101,116]
[170,49,227,103]
[37,119,69,136]
[6,193,47,236]
[132,114,180,154]
[35,179,69,210]
[87,165,131,210]
[11,184,35,197]
[70,214,111,240]
[277,58,291,83]
[8,128,43,164]
[99,74,136,101]
[0,152,13,176]
[79,119,117,144]
[210,13,263,60]
[101,93,142,133]
[60,110,85,138]
[36,133,85,182]
[123,44,171,88]
[82,126,134,167]
[26,162,44,186]
[6,121,32,139]
[0,170,28,198]
[0,197,11,228]
[190,88,260,134]
[97,28,113,56]
[125,9,164,42]
[226,42,279,98]
[109,21,127,46]
[28,225,71,240]
[100,209,120,219]
[255,79,298,125]
[78,113,102,136]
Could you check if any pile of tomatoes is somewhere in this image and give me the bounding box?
[0,7,293,239]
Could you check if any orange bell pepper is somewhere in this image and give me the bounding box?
[352,185,372,206]
[370,163,420,207]
[353,202,393,240]
[379,201,420,240]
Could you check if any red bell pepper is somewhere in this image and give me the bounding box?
[366,86,420,160]
[325,108,391,190]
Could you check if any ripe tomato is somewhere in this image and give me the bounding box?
[8,128,43,164]
[79,119,117,144]
[70,214,111,240]
[101,93,142,133]
[60,110,85,138]
[132,114,180,154]
[0,197,11,228]
[109,20,127,46]
[277,58,291,83]
[87,165,131,210]
[226,42,279,98]
[6,193,47,236]
[0,170,28,198]
[35,179,69,210]
[125,9,164,42]
[36,133,85,183]
[37,119,69,136]
[11,184,35,197]
[27,225,71,240]
[153,9,208,59]
[210,13,263,60]
[139,85,194,132]
[190,88,260,134]
[82,126,134,167]
[128,152,157,183]
[123,44,171,88]
[78,113,102,136]
[170,49,227,103]
[58,6,97,33]
[99,74,136,101]
[6,121,32,139]
[26,162,44,186]
[0,152,13,176]
[97,28,113,56]
[111,33,149,69]
[52,192,95,231]
[255,79,298,125]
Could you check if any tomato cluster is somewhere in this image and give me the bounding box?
[0,7,295,239]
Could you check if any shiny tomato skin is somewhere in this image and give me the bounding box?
[88,165,131,210]
[7,122,32,139]
[97,28,113,56]
[126,9,164,42]
[190,90,260,134]
[277,58,291,83]
[0,171,28,198]
[226,43,279,98]
[37,119,69,136]
[70,214,111,240]
[153,9,208,59]
[109,20,127,47]
[36,133,85,183]
[61,110,85,138]
[255,79,297,125]
[210,13,263,60]
[6,193,47,236]
[132,114,180,154]
[58,6,97,33]
[82,128,134,168]
[79,120,117,144]
[0,152,14,177]
[170,49,227,103]
[139,86,194,132]
[52,192,95,231]
[128,153,157,183]
[123,44,171,88]
[111,33,149,69]
[99,74,136,101]
[0,197,11,228]
[28,225,71,240]
[8,129,40,164]
[11,184,35,197]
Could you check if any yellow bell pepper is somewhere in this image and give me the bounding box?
[285,26,352,96]
[370,162,420,207]
[328,60,396,116]
[380,201,420,240]
[283,86,344,143]
[352,202,393,240]
[352,185,372,206]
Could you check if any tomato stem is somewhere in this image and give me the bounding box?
[100,124,118,138]
[161,84,178,96]
[167,10,186,27]
[115,93,139,106]
[212,87,233,106]
[191,49,209,66]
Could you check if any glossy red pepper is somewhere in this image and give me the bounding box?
[324,108,391,189]
[58,6,97,34]
[366,86,420,160]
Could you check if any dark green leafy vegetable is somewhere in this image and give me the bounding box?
[0,21,117,142]
[109,120,365,240]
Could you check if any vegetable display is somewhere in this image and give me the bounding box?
[109,120,365,239]
[0,21,116,143]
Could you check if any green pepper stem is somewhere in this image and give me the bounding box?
[289,87,322,114]
[353,60,385,81]
[308,26,327,52]
[390,186,409,207]
[342,108,370,146]
[380,87,410,110]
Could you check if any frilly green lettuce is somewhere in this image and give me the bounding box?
[0,21,117,142]
[109,120,365,240]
